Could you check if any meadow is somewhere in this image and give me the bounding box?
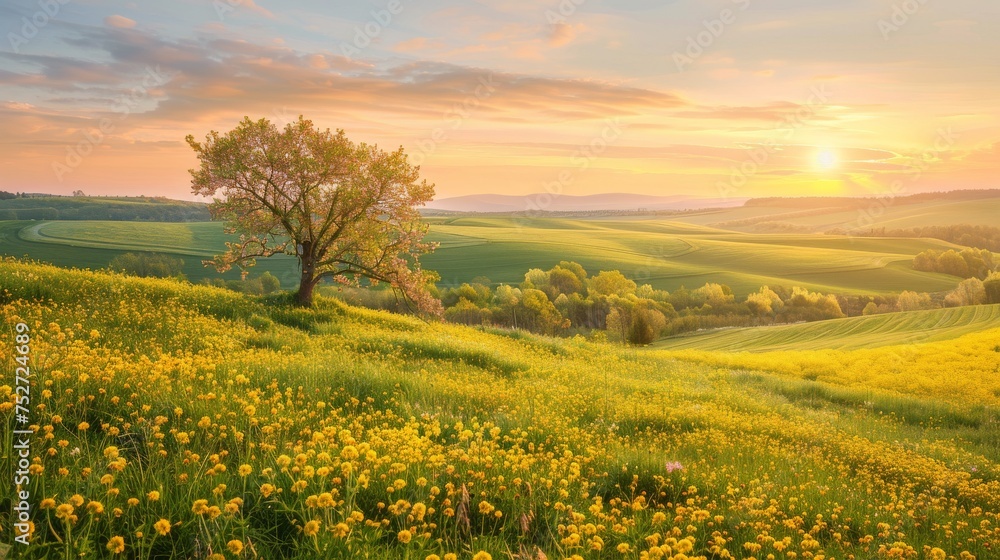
[653,305,1000,352]
[2,259,1000,559]
[0,216,963,296]
[423,217,960,295]
[667,195,1000,234]
[0,221,301,288]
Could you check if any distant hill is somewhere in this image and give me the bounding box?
[744,189,1000,209]
[425,193,747,213]
[666,189,1000,234]
[427,189,1000,213]
[0,195,209,222]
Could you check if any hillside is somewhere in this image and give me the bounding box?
[0,221,300,287]
[425,193,745,212]
[0,196,209,222]
[671,191,1000,233]
[423,216,960,295]
[653,304,1000,351]
[1,259,999,558]
[0,217,965,296]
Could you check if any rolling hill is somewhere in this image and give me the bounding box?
[425,193,745,212]
[0,220,301,286]
[652,304,1000,351]
[670,193,1000,233]
[422,216,961,295]
[0,216,966,296]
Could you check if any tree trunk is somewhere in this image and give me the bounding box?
[296,242,316,307]
[296,249,316,306]
[296,275,316,307]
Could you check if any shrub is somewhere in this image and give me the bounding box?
[259,271,281,294]
[109,252,185,278]
[985,273,1000,304]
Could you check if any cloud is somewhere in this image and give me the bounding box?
[548,22,578,47]
[4,8,998,200]
[104,15,136,29]
[237,0,275,20]
[307,54,328,69]
[0,24,697,170]
[673,102,838,122]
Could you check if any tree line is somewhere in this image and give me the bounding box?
[0,195,210,222]
[858,225,1000,253]
[912,247,996,280]
[334,262,848,344]
[426,262,1000,343]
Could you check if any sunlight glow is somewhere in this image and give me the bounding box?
[817,150,838,170]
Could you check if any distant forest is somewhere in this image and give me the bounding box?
[0,193,209,222]
[854,225,1000,253]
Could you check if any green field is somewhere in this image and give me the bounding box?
[0,220,301,286]
[652,304,1000,351]
[0,214,972,296]
[669,197,1000,233]
[423,216,961,295]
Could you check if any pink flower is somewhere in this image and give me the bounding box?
[665,461,683,473]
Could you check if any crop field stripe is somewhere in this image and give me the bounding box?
[0,216,967,295]
[652,304,1000,352]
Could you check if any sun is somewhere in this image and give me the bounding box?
[816,150,838,170]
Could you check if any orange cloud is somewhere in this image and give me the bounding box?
[548,23,579,47]
[104,15,136,29]
[4,13,999,202]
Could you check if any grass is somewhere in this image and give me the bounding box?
[668,197,1000,232]
[1,259,999,558]
[1,216,963,297]
[17,221,219,257]
[0,220,300,287]
[652,304,1000,351]
[422,216,959,295]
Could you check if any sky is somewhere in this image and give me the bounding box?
[1,0,999,202]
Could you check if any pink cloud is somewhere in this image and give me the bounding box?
[548,23,579,47]
[104,15,136,29]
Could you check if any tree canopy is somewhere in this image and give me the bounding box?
[187,116,440,311]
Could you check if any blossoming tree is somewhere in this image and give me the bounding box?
[187,116,441,311]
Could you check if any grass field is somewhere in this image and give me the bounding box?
[2,259,1000,559]
[668,197,1000,233]
[653,304,1000,351]
[423,216,961,295]
[0,217,965,297]
[0,221,301,287]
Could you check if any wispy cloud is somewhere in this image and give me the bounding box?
[0,0,996,199]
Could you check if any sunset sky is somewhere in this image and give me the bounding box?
[1,0,998,201]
